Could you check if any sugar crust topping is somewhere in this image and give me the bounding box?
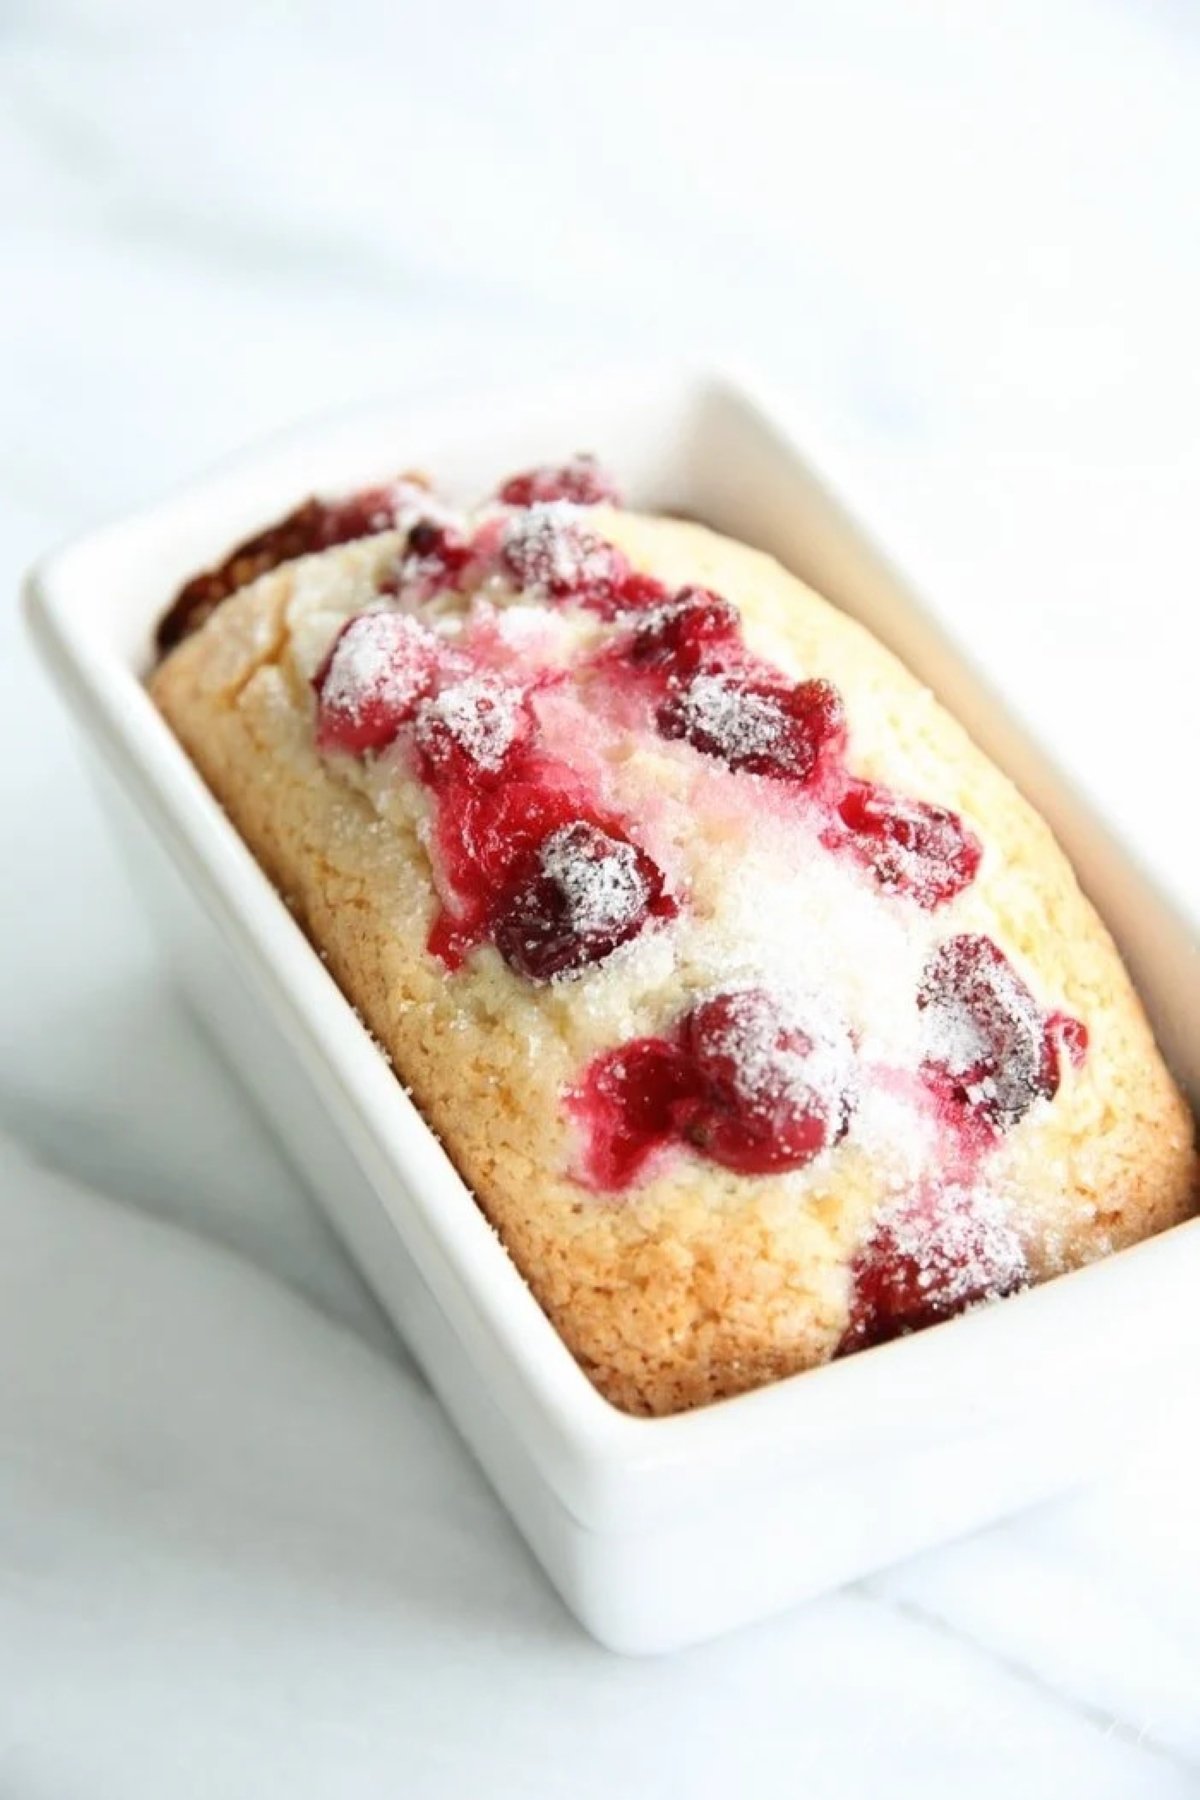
[178,454,1091,1347]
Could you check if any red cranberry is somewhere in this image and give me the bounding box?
[382,518,474,606]
[613,572,672,613]
[918,934,1070,1131]
[626,587,741,674]
[680,987,854,1175]
[840,1186,1028,1352]
[158,481,427,651]
[658,671,845,783]
[497,455,621,508]
[567,568,672,624]
[425,774,583,967]
[415,676,531,782]
[499,504,629,608]
[492,819,674,982]
[392,517,473,590]
[569,985,855,1188]
[570,1037,699,1189]
[313,611,440,754]
[443,775,577,892]
[1049,1012,1089,1067]
[315,484,419,545]
[833,780,982,907]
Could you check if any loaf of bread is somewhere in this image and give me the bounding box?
[151,457,1197,1414]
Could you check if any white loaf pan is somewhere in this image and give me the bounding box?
[24,369,1200,1654]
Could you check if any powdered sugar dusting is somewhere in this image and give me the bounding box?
[926,994,994,1080]
[494,603,559,647]
[693,984,854,1134]
[873,1184,1027,1308]
[673,672,788,763]
[918,934,1058,1127]
[539,823,651,939]
[490,601,582,659]
[462,598,587,674]
[416,676,524,771]
[716,838,929,1065]
[852,1081,938,1183]
[321,612,435,723]
[692,826,944,1185]
[834,784,982,909]
[500,502,623,601]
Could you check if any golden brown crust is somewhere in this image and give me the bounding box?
[150,515,1197,1414]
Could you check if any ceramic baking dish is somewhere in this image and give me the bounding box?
[25,367,1200,1653]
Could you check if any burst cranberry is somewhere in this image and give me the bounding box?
[313,611,440,754]
[833,779,982,907]
[680,987,853,1175]
[445,777,577,895]
[627,587,741,674]
[492,819,674,982]
[658,671,845,783]
[918,934,1078,1132]
[499,504,629,607]
[497,455,621,507]
[426,774,579,967]
[1049,1012,1090,1067]
[570,1038,699,1188]
[840,1186,1028,1352]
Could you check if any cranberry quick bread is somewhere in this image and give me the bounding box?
[151,456,1197,1414]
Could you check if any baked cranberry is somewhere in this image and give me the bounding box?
[918,934,1067,1132]
[316,485,418,545]
[415,676,532,782]
[613,571,672,613]
[497,455,621,508]
[680,987,853,1175]
[570,1037,699,1189]
[626,587,741,674]
[313,611,440,754]
[158,480,427,651]
[443,774,575,890]
[500,504,629,607]
[396,517,473,587]
[833,779,982,907]
[566,568,671,624]
[492,819,674,982]
[658,671,845,782]
[840,1186,1028,1352]
[426,773,577,966]
[1049,1012,1089,1067]
[570,986,855,1188]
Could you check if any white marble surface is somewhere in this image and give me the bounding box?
[3,1,1199,1793]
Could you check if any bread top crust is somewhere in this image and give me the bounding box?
[151,495,1197,1412]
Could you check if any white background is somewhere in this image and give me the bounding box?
[2,2,1199,1794]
